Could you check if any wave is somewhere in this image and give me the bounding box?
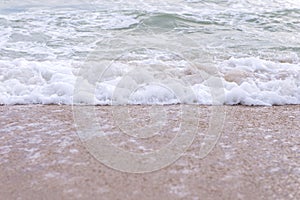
[0,1,299,106]
[0,56,299,106]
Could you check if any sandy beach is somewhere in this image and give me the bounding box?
[1,1,300,199]
[0,105,299,200]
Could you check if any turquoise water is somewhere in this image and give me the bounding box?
[1,0,299,61]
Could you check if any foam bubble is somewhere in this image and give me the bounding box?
[0,56,299,106]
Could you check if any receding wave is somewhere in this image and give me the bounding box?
[0,0,299,106]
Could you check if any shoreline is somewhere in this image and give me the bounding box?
[0,105,299,199]
[1,103,300,106]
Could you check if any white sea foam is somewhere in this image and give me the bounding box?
[0,59,77,104]
[221,57,300,105]
[0,56,299,105]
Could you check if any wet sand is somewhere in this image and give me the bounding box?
[0,105,299,200]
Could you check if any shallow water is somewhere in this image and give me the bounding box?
[0,0,299,105]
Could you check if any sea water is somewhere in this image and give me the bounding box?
[0,0,299,105]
